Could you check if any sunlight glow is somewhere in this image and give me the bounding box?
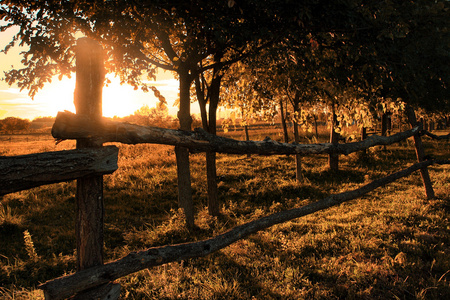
[28,74,180,119]
[103,76,155,118]
[33,77,76,116]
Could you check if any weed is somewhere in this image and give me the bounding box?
[23,230,39,262]
[0,204,23,226]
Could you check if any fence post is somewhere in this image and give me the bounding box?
[72,37,120,299]
[328,103,339,172]
[361,127,367,155]
[406,106,435,199]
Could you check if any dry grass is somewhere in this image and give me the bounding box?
[0,129,449,299]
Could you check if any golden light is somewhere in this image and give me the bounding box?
[31,74,177,119]
[32,76,76,117]
[102,76,156,118]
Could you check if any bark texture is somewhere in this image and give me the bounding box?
[0,146,118,196]
[406,106,435,199]
[175,66,195,228]
[73,37,106,274]
[53,111,420,156]
[421,130,450,140]
[328,108,340,172]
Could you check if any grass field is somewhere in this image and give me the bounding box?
[1,128,449,299]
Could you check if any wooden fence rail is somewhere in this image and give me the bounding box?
[422,130,450,140]
[37,158,449,300]
[52,111,420,156]
[0,146,118,196]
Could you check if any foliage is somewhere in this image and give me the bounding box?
[0,117,30,133]
[1,0,448,116]
[221,61,277,125]
[31,117,55,123]
[354,0,450,112]
[120,103,177,128]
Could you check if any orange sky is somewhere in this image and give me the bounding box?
[0,25,182,120]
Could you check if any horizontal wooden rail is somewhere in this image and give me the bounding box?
[52,111,420,156]
[0,146,119,196]
[38,158,450,300]
[421,130,450,140]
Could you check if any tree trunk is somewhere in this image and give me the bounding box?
[244,124,251,158]
[398,115,403,132]
[381,113,388,151]
[328,104,339,172]
[205,73,222,216]
[381,113,388,137]
[293,99,302,182]
[293,120,302,182]
[313,114,319,140]
[176,66,194,229]
[360,127,367,155]
[405,106,435,199]
[244,125,250,141]
[279,98,289,143]
[194,75,208,130]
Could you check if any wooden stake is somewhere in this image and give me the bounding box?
[406,106,435,199]
[73,37,105,271]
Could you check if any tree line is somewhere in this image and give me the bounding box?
[1,0,449,228]
[0,116,57,133]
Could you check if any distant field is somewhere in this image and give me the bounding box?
[0,133,74,156]
[1,128,449,299]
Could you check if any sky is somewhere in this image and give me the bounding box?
[0,25,184,120]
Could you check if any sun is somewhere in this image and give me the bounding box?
[102,76,155,118]
[33,76,76,117]
[32,74,173,119]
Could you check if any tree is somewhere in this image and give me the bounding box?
[0,117,30,133]
[2,0,447,212]
[0,0,292,226]
[123,103,175,128]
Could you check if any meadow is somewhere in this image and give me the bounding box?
[0,126,449,299]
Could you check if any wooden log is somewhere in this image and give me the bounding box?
[52,111,420,156]
[0,146,118,196]
[421,130,450,140]
[71,282,120,300]
[73,38,106,277]
[38,158,450,300]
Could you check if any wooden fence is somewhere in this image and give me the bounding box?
[1,38,449,300]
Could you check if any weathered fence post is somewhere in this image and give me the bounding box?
[74,37,104,271]
[71,37,120,299]
[406,106,435,199]
[360,127,367,155]
[328,104,339,172]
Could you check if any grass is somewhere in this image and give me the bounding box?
[0,128,449,299]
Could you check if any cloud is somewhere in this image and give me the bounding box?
[0,88,29,100]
